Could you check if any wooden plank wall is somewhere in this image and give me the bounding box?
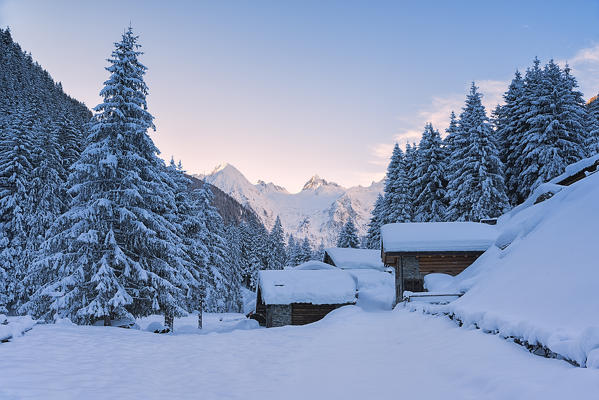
[291,303,346,325]
[417,253,481,276]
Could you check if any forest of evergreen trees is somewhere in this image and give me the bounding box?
[366,58,598,249]
[0,27,324,328]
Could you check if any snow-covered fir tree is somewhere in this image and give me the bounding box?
[24,28,189,325]
[336,219,359,248]
[195,181,241,313]
[382,144,411,224]
[285,234,297,267]
[586,96,599,155]
[515,61,587,199]
[494,70,525,205]
[299,237,313,263]
[313,240,325,261]
[267,216,286,270]
[365,194,385,249]
[411,123,446,222]
[0,101,37,311]
[445,83,509,221]
[224,224,244,312]
[165,160,207,325]
[239,220,268,289]
[404,142,418,221]
[444,111,459,154]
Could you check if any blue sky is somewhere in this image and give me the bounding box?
[1,0,599,191]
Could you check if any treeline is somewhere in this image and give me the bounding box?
[366,58,597,249]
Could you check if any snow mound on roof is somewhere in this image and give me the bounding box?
[348,270,395,310]
[424,164,599,367]
[423,273,455,292]
[381,222,498,252]
[549,153,599,184]
[294,260,336,270]
[258,270,357,305]
[325,248,385,270]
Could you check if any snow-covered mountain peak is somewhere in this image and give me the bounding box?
[202,163,383,246]
[301,175,342,192]
[256,180,289,194]
[210,163,243,177]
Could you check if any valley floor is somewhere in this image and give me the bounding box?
[1,307,597,400]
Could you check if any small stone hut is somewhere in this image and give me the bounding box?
[255,269,357,328]
[380,222,498,302]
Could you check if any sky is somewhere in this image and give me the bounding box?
[1,0,599,192]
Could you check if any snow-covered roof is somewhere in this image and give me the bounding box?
[258,270,357,305]
[381,222,498,253]
[324,248,385,271]
[347,269,396,310]
[550,153,599,185]
[294,260,337,270]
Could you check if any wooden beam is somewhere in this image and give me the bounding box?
[394,256,404,306]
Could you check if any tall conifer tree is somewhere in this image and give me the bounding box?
[25,28,188,325]
[412,123,446,222]
[445,83,508,221]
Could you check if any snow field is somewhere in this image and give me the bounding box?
[1,308,598,400]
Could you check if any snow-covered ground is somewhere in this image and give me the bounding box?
[2,308,597,400]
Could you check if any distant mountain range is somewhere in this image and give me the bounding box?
[195,164,383,246]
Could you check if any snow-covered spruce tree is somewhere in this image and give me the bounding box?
[285,234,297,267]
[516,61,587,199]
[54,115,84,180]
[165,159,207,326]
[224,224,244,312]
[336,219,359,248]
[196,181,241,313]
[22,123,68,303]
[381,144,400,224]
[0,101,37,311]
[313,240,325,261]
[445,83,508,221]
[239,220,265,289]
[404,142,418,221]
[299,237,313,263]
[586,95,599,156]
[24,28,189,325]
[267,216,286,270]
[494,71,525,205]
[443,111,459,155]
[411,123,446,222]
[365,194,384,249]
[395,148,413,222]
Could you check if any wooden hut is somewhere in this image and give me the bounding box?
[255,269,357,328]
[380,222,498,303]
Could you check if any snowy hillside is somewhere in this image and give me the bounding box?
[196,163,383,246]
[412,159,599,367]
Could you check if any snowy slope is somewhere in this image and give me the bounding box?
[408,163,599,367]
[196,163,383,246]
[2,308,597,399]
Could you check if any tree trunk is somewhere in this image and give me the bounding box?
[198,309,203,330]
[164,312,174,332]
